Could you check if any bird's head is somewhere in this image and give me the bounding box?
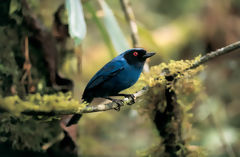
[123,48,155,65]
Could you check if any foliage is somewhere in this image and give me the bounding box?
[0,25,25,97]
[0,113,62,151]
[0,92,85,151]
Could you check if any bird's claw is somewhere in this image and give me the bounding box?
[112,99,124,111]
[126,94,135,105]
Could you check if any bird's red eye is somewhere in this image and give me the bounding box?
[133,51,138,56]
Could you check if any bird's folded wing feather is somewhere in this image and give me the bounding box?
[86,60,125,89]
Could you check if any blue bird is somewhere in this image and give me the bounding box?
[67,48,155,126]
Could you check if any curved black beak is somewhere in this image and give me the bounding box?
[143,52,155,59]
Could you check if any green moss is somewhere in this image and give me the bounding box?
[135,56,206,157]
[140,55,203,87]
[0,92,86,115]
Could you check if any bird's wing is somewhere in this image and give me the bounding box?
[86,60,125,90]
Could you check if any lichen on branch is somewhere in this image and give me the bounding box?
[0,92,86,116]
[137,58,205,157]
[140,55,203,87]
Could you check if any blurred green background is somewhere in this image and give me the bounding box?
[1,0,240,156]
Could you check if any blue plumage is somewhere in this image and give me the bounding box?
[83,51,144,102]
[67,48,155,126]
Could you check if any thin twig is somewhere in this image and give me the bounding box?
[120,0,139,47]
[21,36,33,89]
[20,41,240,115]
[188,41,240,70]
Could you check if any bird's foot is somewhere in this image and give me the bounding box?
[103,97,124,111]
[111,99,124,111]
[121,94,135,105]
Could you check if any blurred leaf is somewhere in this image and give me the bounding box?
[85,2,116,58]
[9,0,20,15]
[98,0,130,53]
[65,0,87,46]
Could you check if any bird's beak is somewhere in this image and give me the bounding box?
[143,52,155,59]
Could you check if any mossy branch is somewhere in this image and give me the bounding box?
[21,87,148,116]
[2,41,240,116]
[188,41,240,70]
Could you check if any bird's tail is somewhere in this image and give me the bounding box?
[66,97,93,127]
[66,114,82,127]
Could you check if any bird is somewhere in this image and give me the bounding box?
[66,48,155,126]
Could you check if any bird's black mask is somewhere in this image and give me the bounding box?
[123,48,155,65]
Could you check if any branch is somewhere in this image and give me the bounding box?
[120,0,139,47]
[188,41,240,70]
[82,87,148,113]
[21,41,240,116]
[21,36,33,92]
[22,87,148,116]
